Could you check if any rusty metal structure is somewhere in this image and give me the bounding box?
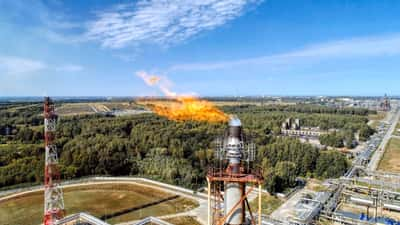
[44,97,65,225]
[207,117,263,225]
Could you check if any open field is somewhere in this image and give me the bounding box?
[0,183,198,225]
[394,122,400,136]
[368,111,387,129]
[249,193,283,216]
[368,111,387,121]
[378,138,400,173]
[56,102,144,116]
[369,120,381,129]
[306,179,328,192]
[56,103,95,116]
[164,216,202,225]
[101,102,143,111]
[2,104,41,112]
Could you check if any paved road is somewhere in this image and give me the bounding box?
[367,108,400,171]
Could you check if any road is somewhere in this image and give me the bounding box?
[367,108,400,171]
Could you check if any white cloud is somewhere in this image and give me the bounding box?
[112,53,137,62]
[169,33,400,71]
[0,56,83,77]
[41,29,85,44]
[1,0,84,43]
[55,64,84,72]
[86,0,262,48]
[0,56,47,75]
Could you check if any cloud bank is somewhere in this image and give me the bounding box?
[86,0,262,48]
[55,64,84,72]
[169,33,400,71]
[0,55,83,76]
[0,56,47,75]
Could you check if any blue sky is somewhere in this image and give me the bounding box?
[0,0,399,96]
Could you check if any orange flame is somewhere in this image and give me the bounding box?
[148,76,160,85]
[137,71,162,86]
[151,96,229,122]
[136,71,228,123]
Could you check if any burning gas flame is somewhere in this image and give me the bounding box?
[137,72,161,86]
[136,71,228,123]
[151,96,229,122]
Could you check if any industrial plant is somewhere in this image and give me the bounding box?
[381,94,392,112]
[3,1,400,224]
[37,98,265,225]
[280,118,328,138]
[1,96,400,225]
[271,105,400,225]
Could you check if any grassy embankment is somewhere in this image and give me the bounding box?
[0,183,198,225]
[394,122,400,136]
[378,138,400,173]
[249,192,283,216]
[165,216,202,225]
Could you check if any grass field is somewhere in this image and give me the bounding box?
[378,138,400,173]
[102,102,143,111]
[56,102,144,116]
[394,122,400,136]
[306,179,328,192]
[0,183,198,225]
[249,193,283,216]
[369,120,381,129]
[3,104,41,112]
[56,103,95,116]
[368,111,387,129]
[368,111,387,121]
[164,216,202,225]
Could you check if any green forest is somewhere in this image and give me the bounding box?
[0,102,376,193]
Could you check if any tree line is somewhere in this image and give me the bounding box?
[0,103,366,192]
[222,104,374,116]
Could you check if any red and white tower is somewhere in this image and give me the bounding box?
[44,97,65,225]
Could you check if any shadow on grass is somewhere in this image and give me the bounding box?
[100,195,179,220]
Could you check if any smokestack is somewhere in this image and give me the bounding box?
[225,116,243,166]
[225,116,245,224]
[207,115,262,225]
[228,117,242,139]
